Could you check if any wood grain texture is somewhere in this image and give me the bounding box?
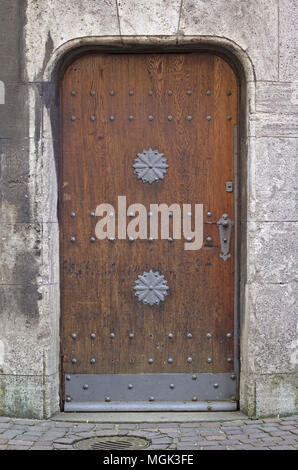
[60,53,238,379]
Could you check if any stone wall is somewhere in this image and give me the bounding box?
[0,0,297,418]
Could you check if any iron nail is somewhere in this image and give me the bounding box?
[168,358,173,364]
[206,211,212,217]
[90,211,95,217]
[90,237,96,243]
[110,333,115,338]
[71,116,76,121]
[71,358,77,364]
[206,90,211,96]
[168,90,173,95]
[105,397,111,402]
[206,333,212,339]
[187,357,193,363]
[90,358,96,364]
[187,333,192,339]
[109,90,115,96]
[148,115,154,121]
[192,396,198,401]
[71,333,77,339]
[187,115,192,121]
[90,115,95,121]
[110,115,115,121]
[90,90,95,96]
[129,333,135,339]
[65,375,71,381]
[206,115,212,121]
[70,236,76,243]
[168,333,173,339]
[71,91,76,96]
[213,383,219,388]
[192,375,197,380]
[187,90,192,95]
[83,384,89,390]
[71,212,76,217]
[129,90,134,96]
[90,333,96,339]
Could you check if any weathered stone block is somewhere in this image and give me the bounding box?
[255,373,298,417]
[253,190,296,222]
[0,84,29,139]
[0,139,31,185]
[256,82,298,115]
[25,0,120,81]
[252,283,297,374]
[247,222,297,283]
[249,113,298,138]
[0,182,34,223]
[279,0,298,81]
[0,283,60,375]
[248,137,297,221]
[0,373,60,419]
[0,223,42,286]
[118,0,181,35]
[179,0,279,80]
[254,138,296,193]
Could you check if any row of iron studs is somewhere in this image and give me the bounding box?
[70,89,233,96]
[70,114,232,121]
[70,89,232,122]
[71,332,233,339]
[69,210,214,244]
[70,330,233,366]
[70,357,233,365]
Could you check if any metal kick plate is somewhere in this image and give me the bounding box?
[65,373,237,411]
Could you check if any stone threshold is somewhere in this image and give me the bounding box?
[51,411,247,423]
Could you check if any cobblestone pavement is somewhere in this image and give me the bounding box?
[0,415,297,450]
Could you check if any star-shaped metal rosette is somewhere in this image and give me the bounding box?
[134,270,169,306]
[133,148,168,183]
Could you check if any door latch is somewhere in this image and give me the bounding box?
[205,213,234,261]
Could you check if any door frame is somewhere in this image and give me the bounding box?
[41,37,252,413]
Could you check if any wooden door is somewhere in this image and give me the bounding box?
[60,53,239,411]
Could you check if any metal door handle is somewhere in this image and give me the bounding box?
[205,213,234,261]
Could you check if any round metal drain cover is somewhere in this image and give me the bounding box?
[74,435,150,450]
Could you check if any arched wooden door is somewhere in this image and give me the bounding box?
[60,52,239,411]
